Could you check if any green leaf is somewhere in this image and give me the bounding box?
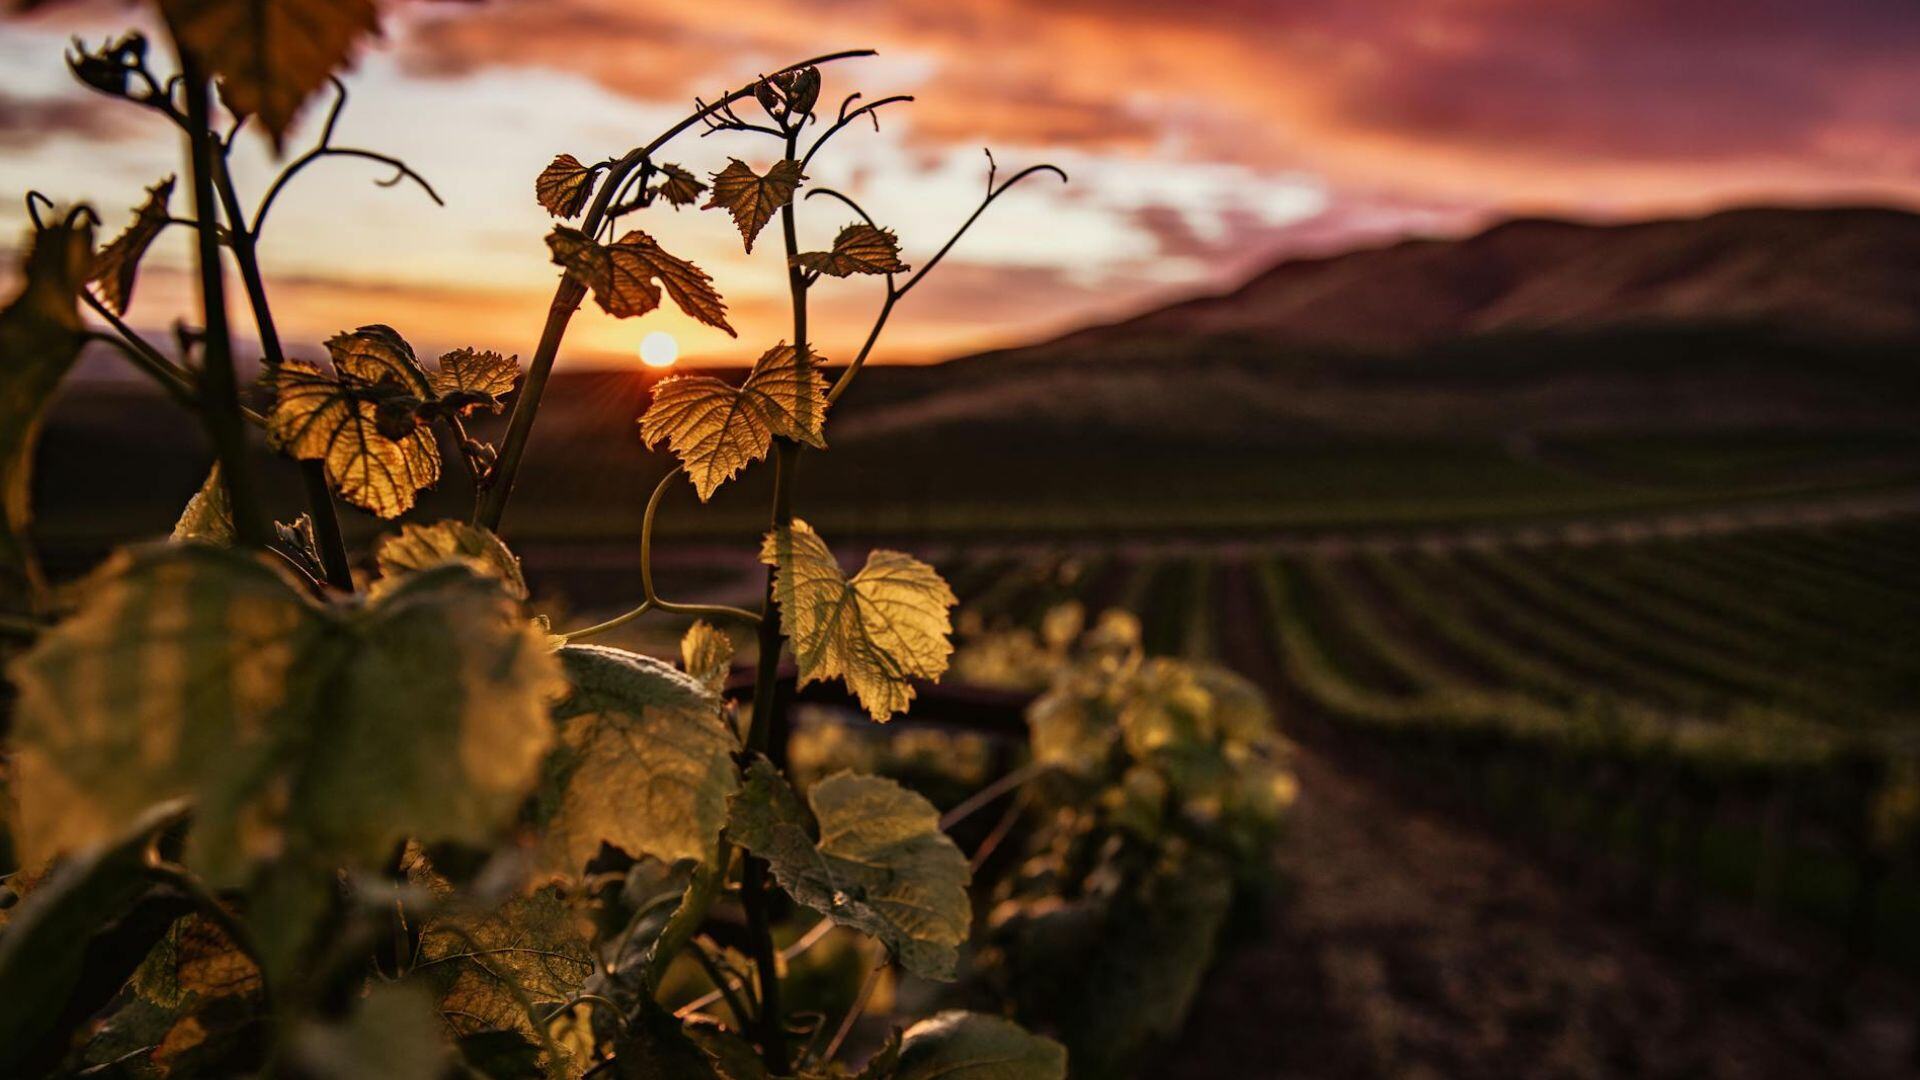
[640,343,829,501]
[726,764,971,980]
[375,520,527,600]
[0,801,188,1076]
[89,176,174,314]
[0,217,92,611]
[760,520,957,721]
[7,544,563,884]
[704,158,804,253]
[894,1012,1067,1080]
[172,464,235,545]
[157,0,382,152]
[792,224,909,278]
[536,643,735,872]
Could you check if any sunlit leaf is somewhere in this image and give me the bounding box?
[760,520,956,721]
[726,763,970,980]
[374,520,526,600]
[327,323,430,389]
[0,217,92,610]
[793,224,909,278]
[7,544,562,883]
[704,158,804,253]
[88,176,174,314]
[535,643,734,872]
[535,153,597,219]
[265,359,440,518]
[172,465,234,545]
[157,0,382,151]
[680,620,734,694]
[546,226,734,335]
[654,163,705,208]
[894,1011,1067,1080]
[640,342,828,501]
[427,348,521,416]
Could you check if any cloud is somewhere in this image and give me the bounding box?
[0,87,141,148]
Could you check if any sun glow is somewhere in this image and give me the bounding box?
[639,331,679,368]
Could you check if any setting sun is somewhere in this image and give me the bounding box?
[639,330,679,368]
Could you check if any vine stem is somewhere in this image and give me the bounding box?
[473,48,876,533]
[180,58,268,548]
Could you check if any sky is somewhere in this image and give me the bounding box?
[3,0,1919,369]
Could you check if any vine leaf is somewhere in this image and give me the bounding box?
[759,519,956,721]
[640,342,828,501]
[894,1012,1068,1080]
[546,226,735,335]
[726,763,971,980]
[535,641,734,873]
[156,0,382,152]
[171,465,234,545]
[0,217,92,611]
[374,520,526,600]
[88,176,175,314]
[428,348,521,414]
[654,163,705,208]
[266,359,439,518]
[681,620,734,693]
[793,223,909,278]
[534,153,597,219]
[703,158,804,253]
[6,544,563,884]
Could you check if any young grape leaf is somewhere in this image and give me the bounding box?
[681,620,734,694]
[0,218,92,611]
[792,224,909,278]
[88,176,175,314]
[265,359,439,519]
[7,544,562,884]
[894,1012,1067,1080]
[546,226,734,334]
[429,348,521,414]
[725,764,971,980]
[640,342,828,501]
[172,465,234,545]
[704,158,804,253]
[374,520,526,600]
[654,163,706,208]
[536,643,734,872]
[327,323,431,390]
[534,153,597,219]
[157,0,382,152]
[759,520,956,721]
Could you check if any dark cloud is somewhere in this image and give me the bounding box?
[0,88,140,148]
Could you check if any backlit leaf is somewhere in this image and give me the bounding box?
[681,620,734,694]
[536,643,734,872]
[546,226,734,334]
[327,323,430,390]
[157,0,382,151]
[640,342,828,501]
[429,348,521,414]
[6,544,562,883]
[654,163,705,208]
[89,176,174,314]
[172,465,234,545]
[0,217,92,610]
[265,358,440,518]
[704,158,804,253]
[374,520,526,600]
[793,224,909,278]
[760,520,956,721]
[535,153,597,219]
[726,764,970,980]
[894,1012,1067,1080]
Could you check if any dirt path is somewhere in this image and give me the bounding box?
[1157,563,1920,1079]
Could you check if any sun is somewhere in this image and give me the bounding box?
[639,330,679,368]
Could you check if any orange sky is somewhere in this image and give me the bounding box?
[4,0,1919,369]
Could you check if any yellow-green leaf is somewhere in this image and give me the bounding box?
[726,764,970,980]
[158,0,382,151]
[265,359,440,518]
[171,465,234,545]
[88,176,174,314]
[536,643,734,872]
[703,158,804,253]
[654,163,705,208]
[793,223,909,278]
[374,520,526,600]
[534,153,596,219]
[759,520,956,721]
[6,544,562,883]
[0,217,92,611]
[894,1012,1067,1080]
[428,348,521,414]
[640,342,828,501]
